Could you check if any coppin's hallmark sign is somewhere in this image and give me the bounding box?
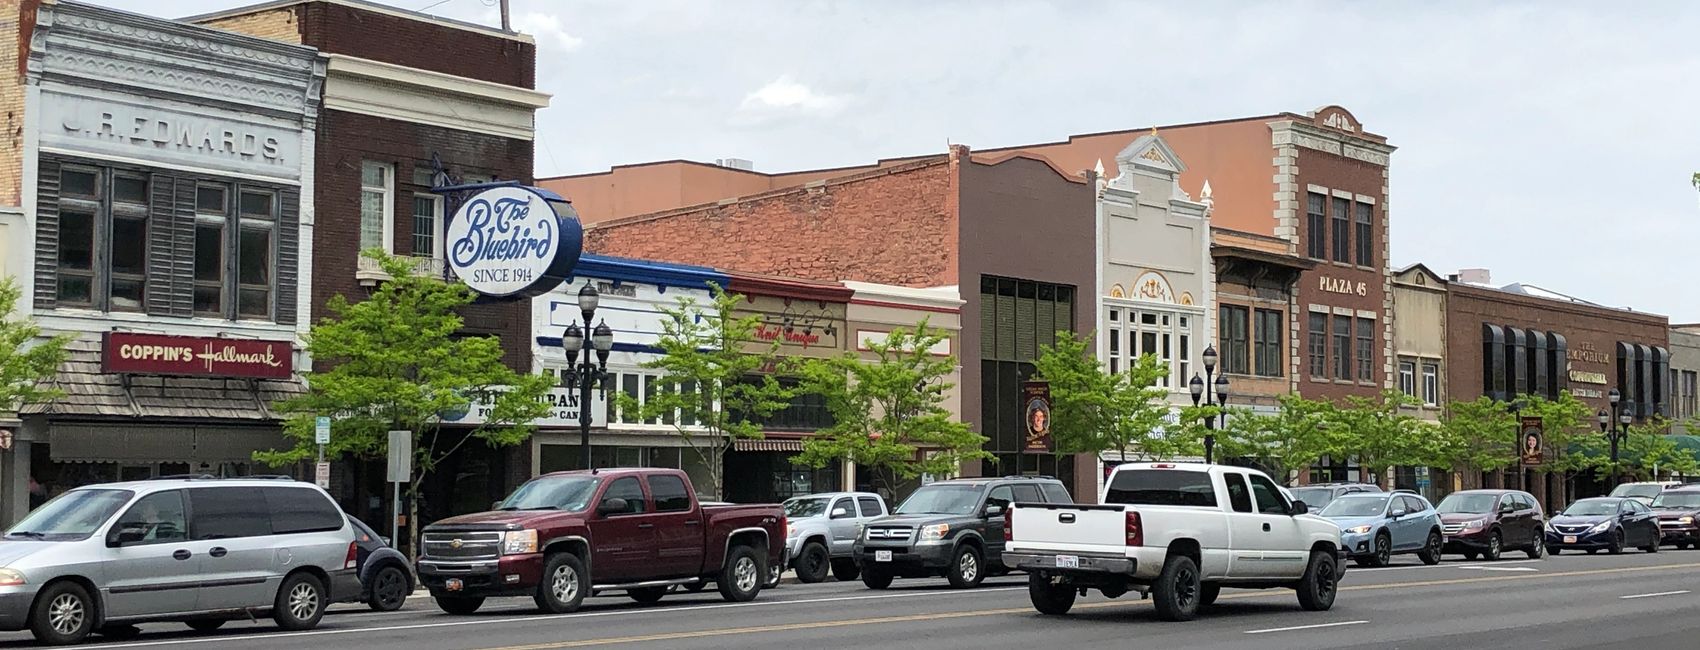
[101,332,292,379]
[1318,276,1368,296]
[445,186,583,299]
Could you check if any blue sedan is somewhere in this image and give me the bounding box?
[1545,497,1661,555]
[1319,492,1444,567]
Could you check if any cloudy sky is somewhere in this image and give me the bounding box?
[97,0,1700,320]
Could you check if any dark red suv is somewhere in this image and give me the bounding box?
[1436,489,1545,560]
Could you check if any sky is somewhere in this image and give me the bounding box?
[92,0,1700,321]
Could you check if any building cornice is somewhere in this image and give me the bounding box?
[184,0,534,44]
[326,54,549,107]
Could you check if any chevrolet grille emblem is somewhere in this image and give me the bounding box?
[450,538,464,549]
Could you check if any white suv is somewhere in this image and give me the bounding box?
[0,477,359,644]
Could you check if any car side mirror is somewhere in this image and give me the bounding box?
[380,537,391,546]
[984,504,1004,518]
[597,497,629,516]
[1390,509,1407,519]
[1290,500,1308,516]
[491,501,504,511]
[831,507,850,519]
[1499,505,1515,514]
[107,526,145,548]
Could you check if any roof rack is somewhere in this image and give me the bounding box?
[147,474,296,481]
[1000,475,1057,481]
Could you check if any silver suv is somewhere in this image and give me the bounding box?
[0,477,359,644]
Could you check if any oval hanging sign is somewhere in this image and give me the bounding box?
[445,185,583,299]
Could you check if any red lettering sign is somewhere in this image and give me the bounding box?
[102,332,293,379]
[754,323,823,349]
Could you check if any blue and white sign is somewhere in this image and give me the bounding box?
[446,185,583,299]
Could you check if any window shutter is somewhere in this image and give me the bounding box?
[275,187,300,325]
[32,159,62,309]
[146,174,186,316]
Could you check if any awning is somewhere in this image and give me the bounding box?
[48,423,287,463]
[733,439,805,452]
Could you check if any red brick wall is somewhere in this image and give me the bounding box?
[313,109,534,371]
[1295,149,1390,403]
[294,2,534,88]
[585,158,958,287]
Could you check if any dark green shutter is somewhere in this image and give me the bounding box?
[32,159,61,309]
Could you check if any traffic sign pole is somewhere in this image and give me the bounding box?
[314,417,332,489]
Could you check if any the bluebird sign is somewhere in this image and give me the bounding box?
[445,185,583,298]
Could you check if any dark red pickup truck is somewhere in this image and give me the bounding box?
[417,468,786,614]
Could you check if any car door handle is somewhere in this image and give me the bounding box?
[637,523,655,530]
[209,547,228,558]
[172,549,192,561]
[683,520,700,526]
[1263,523,1271,532]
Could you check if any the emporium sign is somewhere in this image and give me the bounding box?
[445,185,583,299]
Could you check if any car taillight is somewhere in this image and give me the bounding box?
[1003,508,1013,542]
[780,516,788,539]
[1125,511,1143,547]
[344,541,359,570]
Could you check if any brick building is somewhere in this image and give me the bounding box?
[194,0,551,522]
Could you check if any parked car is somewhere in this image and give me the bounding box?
[1545,497,1661,555]
[347,516,413,611]
[1649,486,1700,548]
[1609,481,1683,505]
[417,468,785,615]
[853,476,1072,590]
[1287,482,1384,511]
[1319,492,1443,567]
[0,477,358,645]
[1004,463,1344,622]
[1436,489,1545,560]
[782,492,887,583]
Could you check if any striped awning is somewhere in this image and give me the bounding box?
[733,439,806,452]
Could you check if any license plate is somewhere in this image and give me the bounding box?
[875,550,893,562]
[445,578,464,592]
[1055,554,1079,569]
[1563,536,1577,544]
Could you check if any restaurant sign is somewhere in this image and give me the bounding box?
[446,186,583,299]
[102,332,292,379]
[438,386,607,428]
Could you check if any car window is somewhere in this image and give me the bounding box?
[1517,494,1535,511]
[113,490,187,545]
[1039,483,1072,503]
[603,477,647,514]
[1011,484,1042,504]
[1106,470,1218,508]
[1223,473,1254,513]
[1404,496,1428,513]
[264,487,343,534]
[985,486,1014,512]
[857,497,883,517]
[648,475,692,513]
[1247,474,1289,515]
[830,498,857,518]
[189,487,272,539]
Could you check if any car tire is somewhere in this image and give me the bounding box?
[629,586,668,605]
[30,580,96,645]
[1609,530,1625,555]
[1586,548,1598,555]
[1526,539,1546,560]
[1151,554,1201,622]
[535,553,590,613]
[1199,583,1222,608]
[1295,549,1339,612]
[1027,574,1076,615]
[368,565,410,612]
[1418,531,1443,565]
[95,624,141,640]
[1483,531,1503,561]
[945,544,985,589]
[1645,539,1660,554]
[273,572,327,631]
[831,558,860,581]
[861,568,894,590]
[1368,532,1392,567]
[1676,542,1690,550]
[682,580,708,593]
[186,619,227,632]
[1547,546,1561,556]
[1462,551,1479,561]
[718,545,764,603]
[435,595,485,615]
[796,542,831,583]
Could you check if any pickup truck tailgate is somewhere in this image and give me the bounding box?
[1008,502,1130,555]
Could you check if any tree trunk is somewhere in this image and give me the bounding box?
[407,484,421,562]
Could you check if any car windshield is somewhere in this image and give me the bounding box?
[6,489,134,541]
[1320,496,1389,518]
[895,485,982,515]
[499,476,600,511]
[1289,488,1335,509]
[1609,484,1664,499]
[1436,493,1499,514]
[1651,492,1700,509]
[784,497,830,518]
[1563,499,1619,517]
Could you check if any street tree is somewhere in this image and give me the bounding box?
[1438,396,1519,480]
[621,284,791,499]
[1519,392,1599,504]
[259,252,554,555]
[1212,394,1342,484]
[1329,390,1426,487]
[796,320,989,498]
[0,277,70,414]
[1031,331,1171,461]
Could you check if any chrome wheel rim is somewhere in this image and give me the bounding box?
[1489,534,1500,557]
[288,582,319,621]
[552,564,580,602]
[959,552,978,582]
[734,557,758,593]
[48,593,84,636]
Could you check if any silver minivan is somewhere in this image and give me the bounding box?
[0,477,359,644]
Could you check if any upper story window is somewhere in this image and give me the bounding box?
[1253,308,1283,378]
[360,162,393,253]
[1306,192,1327,259]
[1330,196,1351,263]
[55,167,149,311]
[1398,360,1416,397]
[1355,202,1374,267]
[1107,306,1191,388]
[412,194,443,259]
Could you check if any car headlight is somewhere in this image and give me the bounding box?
[1681,516,1694,525]
[1462,519,1485,530]
[919,523,951,542]
[1544,521,1555,532]
[787,525,801,538]
[1345,525,1373,535]
[502,529,539,555]
[0,569,24,587]
[1590,521,1611,534]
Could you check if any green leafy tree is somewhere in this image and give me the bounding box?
[1438,396,1519,480]
[1520,392,1600,503]
[1212,394,1342,485]
[1329,390,1425,487]
[621,284,791,499]
[0,278,71,414]
[1031,331,1170,461]
[796,320,989,498]
[259,252,554,555]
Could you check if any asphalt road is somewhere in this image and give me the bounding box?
[7,549,1700,649]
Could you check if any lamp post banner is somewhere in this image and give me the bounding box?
[1520,416,1544,465]
[445,185,583,299]
[1022,381,1053,454]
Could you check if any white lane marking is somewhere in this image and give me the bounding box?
[1244,620,1369,635]
[1351,559,1541,572]
[1620,590,1691,600]
[1469,566,1539,572]
[74,587,1026,649]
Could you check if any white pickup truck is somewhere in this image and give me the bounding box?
[1001,462,1345,621]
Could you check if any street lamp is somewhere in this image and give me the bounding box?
[1188,345,1230,464]
[561,283,614,469]
[1510,397,1527,491]
[1601,388,1631,486]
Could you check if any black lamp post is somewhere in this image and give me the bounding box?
[1510,397,1527,491]
[1599,388,1632,485]
[1188,345,1230,464]
[561,283,614,469]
